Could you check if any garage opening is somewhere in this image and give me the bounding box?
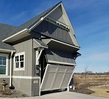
[39,49,75,92]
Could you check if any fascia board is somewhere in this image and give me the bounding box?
[48,60,76,66]
[2,28,29,43]
[0,48,15,53]
[61,4,80,47]
[46,38,80,49]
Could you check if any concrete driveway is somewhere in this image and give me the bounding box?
[0,92,108,99]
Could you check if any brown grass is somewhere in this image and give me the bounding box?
[73,73,109,98]
[89,86,109,98]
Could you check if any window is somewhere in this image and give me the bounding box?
[14,52,25,70]
[0,55,8,75]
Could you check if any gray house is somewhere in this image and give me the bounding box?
[0,2,80,96]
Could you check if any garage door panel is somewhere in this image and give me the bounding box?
[52,73,64,89]
[41,72,55,90]
[61,73,71,88]
[48,66,57,72]
[41,64,74,91]
[66,68,74,73]
[58,67,66,72]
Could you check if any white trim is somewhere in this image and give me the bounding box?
[40,64,49,90]
[48,60,76,66]
[67,68,75,91]
[14,52,25,71]
[36,50,39,66]
[0,75,40,79]
[12,76,40,79]
[29,18,44,31]
[0,49,15,52]
[3,28,29,42]
[37,49,43,61]
[0,54,9,75]
[50,39,79,49]
[0,75,10,78]
[39,77,41,96]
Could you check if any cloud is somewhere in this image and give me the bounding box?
[75,51,109,72]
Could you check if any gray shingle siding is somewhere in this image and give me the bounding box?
[0,23,17,39]
[0,41,15,50]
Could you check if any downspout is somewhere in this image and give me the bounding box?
[9,51,14,87]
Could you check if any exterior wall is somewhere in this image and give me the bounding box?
[13,39,33,76]
[48,6,65,23]
[12,77,40,96]
[31,78,40,96]
[33,20,73,45]
[32,49,37,76]
[13,78,31,95]
[12,38,40,96]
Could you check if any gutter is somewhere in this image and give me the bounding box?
[2,28,29,43]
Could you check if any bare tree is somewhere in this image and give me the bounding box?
[84,66,88,83]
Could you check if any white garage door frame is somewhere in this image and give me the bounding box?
[40,64,75,91]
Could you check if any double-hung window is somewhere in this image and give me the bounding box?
[0,54,8,75]
[14,52,25,70]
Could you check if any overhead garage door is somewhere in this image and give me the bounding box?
[41,64,74,91]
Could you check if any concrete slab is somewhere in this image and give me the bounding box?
[0,92,108,99]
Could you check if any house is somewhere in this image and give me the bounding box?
[0,2,80,96]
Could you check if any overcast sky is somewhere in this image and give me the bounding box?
[0,0,109,73]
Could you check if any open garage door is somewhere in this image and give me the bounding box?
[41,64,74,91]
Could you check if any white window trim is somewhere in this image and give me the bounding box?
[14,52,25,71]
[0,53,8,75]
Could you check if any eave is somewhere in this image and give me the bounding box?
[2,28,30,43]
[42,38,80,52]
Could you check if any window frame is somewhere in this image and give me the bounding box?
[14,52,25,71]
[0,54,8,75]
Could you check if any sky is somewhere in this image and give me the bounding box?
[0,0,109,73]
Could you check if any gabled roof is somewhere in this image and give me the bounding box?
[0,23,17,39]
[0,23,16,51]
[2,1,80,49]
[0,40,15,51]
[3,1,62,41]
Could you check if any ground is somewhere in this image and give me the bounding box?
[0,89,28,98]
[73,73,109,98]
[89,86,109,98]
